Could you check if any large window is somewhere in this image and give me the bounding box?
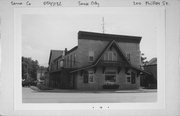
[105,71,116,83]
[104,51,117,61]
[89,51,94,62]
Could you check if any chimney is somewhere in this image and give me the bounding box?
[64,48,68,55]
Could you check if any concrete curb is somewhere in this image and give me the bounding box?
[31,88,157,93]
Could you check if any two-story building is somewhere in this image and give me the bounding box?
[48,31,146,90]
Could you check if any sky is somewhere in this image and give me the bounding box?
[22,8,159,67]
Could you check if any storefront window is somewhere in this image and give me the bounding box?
[105,71,116,83]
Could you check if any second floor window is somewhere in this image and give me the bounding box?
[126,53,130,61]
[89,51,94,62]
[104,51,117,61]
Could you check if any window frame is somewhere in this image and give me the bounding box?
[104,71,116,83]
[88,51,94,62]
[104,51,117,61]
[88,71,94,83]
[126,71,136,84]
[126,53,131,61]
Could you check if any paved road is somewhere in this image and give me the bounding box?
[22,87,157,103]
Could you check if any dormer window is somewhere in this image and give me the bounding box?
[89,51,94,62]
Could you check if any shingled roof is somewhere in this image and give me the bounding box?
[78,31,142,43]
[148,57,157,65]
[48,50,64,65]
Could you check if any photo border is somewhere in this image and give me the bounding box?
[14,7,165,110]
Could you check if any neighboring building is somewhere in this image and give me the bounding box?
[37,67,47,84]
[140,58,157,88]
[48,31,147,90]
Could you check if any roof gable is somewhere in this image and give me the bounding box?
[148,57,157,65]
[93,40,130,65]
[48,50,63,65]
[71,40,131,73]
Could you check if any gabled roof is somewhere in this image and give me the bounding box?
[71,40,131,73]
[48,50,63,65]
[78,31,142,43]
[66,46,78,55]
[148,57,157,65]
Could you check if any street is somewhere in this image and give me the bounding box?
[22,87,157,103]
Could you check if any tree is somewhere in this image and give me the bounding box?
[141,53,148,66]
[22,57,39,81]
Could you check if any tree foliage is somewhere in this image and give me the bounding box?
[22,56,39,80]
[141,53,148,66]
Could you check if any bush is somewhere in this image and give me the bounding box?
[102,83,119,89]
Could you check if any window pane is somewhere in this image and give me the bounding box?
[131,72,136,84]
[113,52,117,61]
[105,75,116,82]
[109,52,113,61]
[89,51,94,61]
[127,53,130,61]
[89,76,94,82]
[89,51,94,56]
[89,56,94,61]
[127,77,131,82]
[105,71,116,75]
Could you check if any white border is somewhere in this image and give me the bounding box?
[14,7,165,110]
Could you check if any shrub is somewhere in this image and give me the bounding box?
[102,83,119,89]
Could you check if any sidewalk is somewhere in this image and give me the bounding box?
[30,86,157,93]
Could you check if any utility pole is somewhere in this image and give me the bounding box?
[102,17,105,33]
